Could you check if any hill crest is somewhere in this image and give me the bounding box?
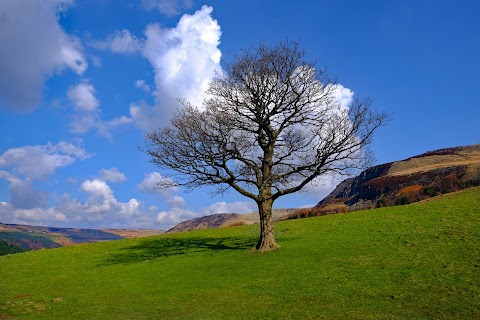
[166,144,480,232]
[316,144,480,211]
[166,209,297,234]
[0,222,164,254]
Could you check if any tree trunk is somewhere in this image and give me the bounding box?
[255,198,280,252]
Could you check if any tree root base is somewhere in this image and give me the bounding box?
[254,242,281,253]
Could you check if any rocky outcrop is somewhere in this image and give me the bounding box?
[316,144,480,211]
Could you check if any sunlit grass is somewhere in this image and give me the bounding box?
[1,187,479,319]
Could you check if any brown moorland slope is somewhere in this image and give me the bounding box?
[165,209,296,234]
[316,144,480,212]
[0,222,164,251]
[167,144,480,232]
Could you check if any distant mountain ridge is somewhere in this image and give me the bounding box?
[0,222,164,254]
[166,209,297,234]
[316,144,480,211]
[4,144,478,250]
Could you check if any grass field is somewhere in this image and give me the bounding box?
[1,187,479,319]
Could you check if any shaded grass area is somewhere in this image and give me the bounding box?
[103,236,256,265]
[0,187,479,319]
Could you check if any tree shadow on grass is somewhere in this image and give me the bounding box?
[101,236,256,266]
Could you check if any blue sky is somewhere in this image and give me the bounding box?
[0,0,479,229]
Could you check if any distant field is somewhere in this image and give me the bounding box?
[0,223,164,251]
[1,187,479,319]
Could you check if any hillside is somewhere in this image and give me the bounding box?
[0,231,61,252]
[0,223,164,253]
[0,240,28,255]
[316,144,480,212]
[166,209,296,233]
[1,187,479,319]
[167,144,480,232]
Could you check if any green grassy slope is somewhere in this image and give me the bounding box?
[1,187,479,319]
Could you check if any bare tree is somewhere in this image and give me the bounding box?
[143,41,388,251]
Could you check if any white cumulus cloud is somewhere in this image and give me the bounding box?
[156,207,197,229]
[119,199,141,218]
[91,5,222,131]
[332,84,354,110]
[168,195,186,207]
[13,208,67,224]
[77,179,147,225]
[0,0,87,112]
[130,5,222,131]
[67,82,99,112]
[137,172,178,194]
[0,181,155,229]
[81,179,114,199]
[0,140,92,180]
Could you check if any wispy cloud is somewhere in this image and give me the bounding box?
[67,81,133,137]
[134,79,151,93]
[98,167,127,183]
[137,172,179,195]
[168,195,186,207]
[67,82,99,112]
[142,0,193,16]
[91,29,143,54]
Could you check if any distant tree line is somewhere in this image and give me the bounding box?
[0,240,28,255]
[0,231,61,252]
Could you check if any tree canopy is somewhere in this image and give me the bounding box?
[144,40,388,251]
